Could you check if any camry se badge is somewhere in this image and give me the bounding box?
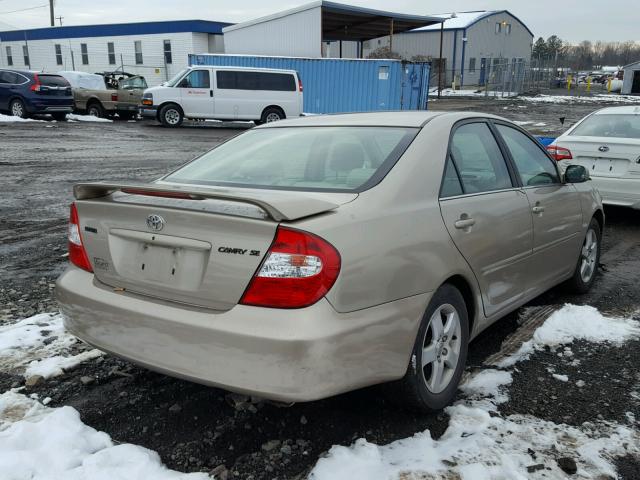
[146,214,165,231]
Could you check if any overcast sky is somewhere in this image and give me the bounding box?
[0,0,637,43]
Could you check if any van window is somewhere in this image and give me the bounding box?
[216,71,296,91]
[178,70,210,89]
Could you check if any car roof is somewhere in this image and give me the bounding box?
[595,106,640,115]
[258,111,505,128]
[191,66,297,74]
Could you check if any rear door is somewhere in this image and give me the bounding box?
[439,121,533,317]
[495,123,583,286]
[178,69,214,118]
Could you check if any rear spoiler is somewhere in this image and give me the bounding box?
[73,182,340,222]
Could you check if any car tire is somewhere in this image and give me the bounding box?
[159,104,183,127]
[9,98,28,118]
[566,217,601,294]
[87,102,105,118]
[393,284,469,412]
[260,107,285,124]
[51,113,68,122]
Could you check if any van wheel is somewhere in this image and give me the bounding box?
[566,217,601,294]
[393,284,469,412]
[261,107,284,124]
[159,104,183,127]
[87,102,105,118]
[10,99,27,118]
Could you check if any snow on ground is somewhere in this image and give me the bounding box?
[498,304,640,367]
[429,88,518,98]
[66,113,113,123]
[309,305,640,480]
[0,114,45,123]
[0,313,102,379]
[0,390,210,480]
[518,94,640,105]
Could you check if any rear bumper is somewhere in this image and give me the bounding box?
[56,266,428,402]
[26,97,74,114]
[592,176,640,209]
[115,103,139,112]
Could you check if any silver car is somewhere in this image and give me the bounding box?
[56,112,603,411]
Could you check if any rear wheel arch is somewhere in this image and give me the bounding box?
[441,274,477,336]
[260,105,285,122]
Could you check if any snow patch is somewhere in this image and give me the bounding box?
[66,113,113,123]
[0,313,102,379]
[552,374,569,382]
[499,304,640,367]
[0,114,45,123]
[519,94,640,104]
[0,391,210,479]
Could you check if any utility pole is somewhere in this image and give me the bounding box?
[49,0,55,27]
[437,21,444,98]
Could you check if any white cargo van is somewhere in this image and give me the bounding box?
[140,66,303,127]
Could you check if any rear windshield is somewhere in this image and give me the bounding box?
[570,113,640,139]
[164,126,418,192]
[39,74,70,87]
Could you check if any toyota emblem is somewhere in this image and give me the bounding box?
[146,214,165,231]
[598,146,609,153]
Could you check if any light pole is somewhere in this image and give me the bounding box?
[437,13,456,99]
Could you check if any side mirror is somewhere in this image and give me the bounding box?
[564,165,590,183]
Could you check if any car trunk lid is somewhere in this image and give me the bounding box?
[556,136,640,178]
[73,182,355,310]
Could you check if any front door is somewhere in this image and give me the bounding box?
[439,121,533,317]
[178,69,214,118]
[494,124,583,287]
[632,71,640,94]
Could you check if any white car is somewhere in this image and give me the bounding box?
[140,66,303,127]
[548,106,640,209]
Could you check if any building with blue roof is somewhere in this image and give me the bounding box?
[0,20,232,86]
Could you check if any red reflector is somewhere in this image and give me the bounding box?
[546,145,573,161]
[68,203,93,272]
[121,188,194,199]
[111,93,118,101]
[298,78,303,92]
[240,227,341,309]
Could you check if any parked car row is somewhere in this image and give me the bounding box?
[0,66,303,125]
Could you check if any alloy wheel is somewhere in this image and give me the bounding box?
[11,101,24,118]
[580,228,598,283]
[421,303,462,394]
[165,109,181,125]
[265,112,282,123]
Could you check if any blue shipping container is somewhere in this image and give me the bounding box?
[188,54,430,114]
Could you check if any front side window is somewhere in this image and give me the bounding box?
[570,114,640,139]
[5,46,13,66]
[178,70,210,89]
[55,44,63,65]
[450,123,513,194]
[163,40,172,65]
[134,40,143,64]
[496,125,559,186]
[107,42,116,65]
[80,43,89,65]
[164,127,418,192]
[22,45,29,67]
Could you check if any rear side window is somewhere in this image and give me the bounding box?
[440,156,464,198]
[164,127,418,192]
[450,123,513,194]
[496,125,559,186]
[216,71,296,91]
[39,75,70,87]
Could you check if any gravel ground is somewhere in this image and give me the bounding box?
[1,104,639,478]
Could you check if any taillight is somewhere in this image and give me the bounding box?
[111,93,118,101]
[547,145,573,161]
[240,227,340,309]
[298,78,303,92]
[68,203,93,272]
[30,74,42,92]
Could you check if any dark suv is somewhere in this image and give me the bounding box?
[0,69,74,120]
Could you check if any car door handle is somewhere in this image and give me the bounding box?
[532,206,545,214]
[454,218,476,229]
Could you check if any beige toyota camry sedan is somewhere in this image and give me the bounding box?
[56,112,603,411]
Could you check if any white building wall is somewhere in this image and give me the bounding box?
[323,41,359,58]
[363,12,533,86]
[223,6,322,57]
[0,32,224,86]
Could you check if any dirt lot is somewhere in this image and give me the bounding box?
[1,100,639,479]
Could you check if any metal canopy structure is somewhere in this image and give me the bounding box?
[320,1,444,41]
